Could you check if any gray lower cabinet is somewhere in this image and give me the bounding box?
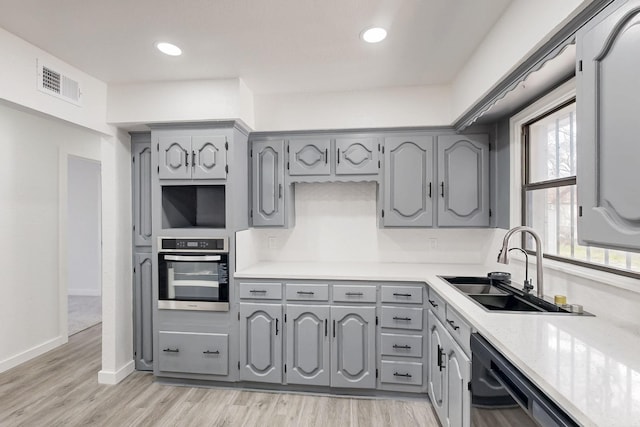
[576,0,640,251]
[330,305,376,389]
[335,137,379,175]
[288,138,331,176]
[158,134,228,180]
[240,303,283,383]
[251,140,287,227]
[134,252,153,371]
[158,331,229,376]
[428,310,471,427]
[437,134,490,227]
[286,304,330,386]
[383,135,434,227]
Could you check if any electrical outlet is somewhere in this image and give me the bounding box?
[427,238,438,250]
[267,236,278,249]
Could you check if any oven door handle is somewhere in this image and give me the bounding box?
[164,255,222,262]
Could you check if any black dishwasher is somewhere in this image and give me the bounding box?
[470,334,579,427]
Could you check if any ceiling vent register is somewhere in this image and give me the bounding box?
[37,60,82,106]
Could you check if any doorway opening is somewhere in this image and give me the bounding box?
[67,155,102,336]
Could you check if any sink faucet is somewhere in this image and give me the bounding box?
[508,248,533,294]
[497,226,544,298]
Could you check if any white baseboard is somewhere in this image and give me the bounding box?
[68,289,101,296]
[0,335,67,373]
[98,360,135,385]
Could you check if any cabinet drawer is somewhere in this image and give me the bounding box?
[380,306,423,330]
[332,285,377,303]
[158,331,228,375]
[380,333,423,358]
[285,283,329,301]
[380,360,423,386]
[381,285,423,304]
[445,306,472,354]
[239,282,282,300]
[427,288,447,323]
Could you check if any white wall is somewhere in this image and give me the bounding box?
[67,156,102,296]
[253,85,451,131]
[451,0,589,121]
[107,78,255,129]
[241,182,498,264]
[0,100,102,373]
[0,27,110,134]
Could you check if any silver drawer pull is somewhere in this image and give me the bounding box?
[428,299,438,308]
[393,316,412,321]
[393,293,412,297]
[447,319,460,331]
[296,291,315,295]
[345,292,363,296]
[203,350,220,355]
[393,344,412,350]
[163,348,179,353]
[393,372,412,378]
[249,289,267,293]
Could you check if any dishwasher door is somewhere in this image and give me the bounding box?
[470,333,579,427]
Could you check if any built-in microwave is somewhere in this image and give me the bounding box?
[157,237,229,311]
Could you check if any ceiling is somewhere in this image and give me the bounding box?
[0,0,513,95]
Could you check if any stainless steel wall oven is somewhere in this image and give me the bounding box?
[157,237,229,311]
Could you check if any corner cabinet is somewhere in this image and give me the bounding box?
[437,134,490,227]
[576,0,640,251]
[251,140,289,227]
[383,135,434,227]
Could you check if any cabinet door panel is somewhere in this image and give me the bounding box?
[158,136,191,179]
[286,305,330,386]
[192,135,227,179]
[289,138,331,176]
[335,137,379,175]
[133,141,152,246]
[437,134,490,227]
[428,311,447,424]
[331,306,376,389]
[252,140,285,226]
[240,303,282,383]
[134,253,153,371]
[577,0,640,250]
[384,136,434,227]
[445,332,471,427]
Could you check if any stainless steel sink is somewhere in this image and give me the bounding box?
[439,276,589,315]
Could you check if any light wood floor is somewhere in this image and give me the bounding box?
[0,325,440,426]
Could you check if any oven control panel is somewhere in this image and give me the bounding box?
[159,237,228,253]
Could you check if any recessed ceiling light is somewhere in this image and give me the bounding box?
[361,27,387,43]
[156,42,182,56]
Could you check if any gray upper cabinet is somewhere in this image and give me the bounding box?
[286,304,330,386]
[288,138,331,176]
[383,135,434,227]
[240,303,283,384]
[192,135,227,179]
[132,138,152,246]
[330,305,376,389]
[335,137,379,175]
[437,134,490,227]
[252,140,286,227]
[576,0,640,251]
[158,135,228,180]
[134,252,153,371]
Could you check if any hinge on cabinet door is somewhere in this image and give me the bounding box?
[157,166,159,174]
[579,206,583,217]
[284,364,287,373]
[578,60,583,72]
[238,312,240,321]
[250,149,253,158]
[238,361,240,370]
[225,165,229,174]
[225,141,229,150]
[468,382,472,392]
[287,163,290,170]
[157,143,159,151]
[133,267,136,274]
[133,224,136,231]
[375,316,379,325]
[287,145,290,153]
[132,156,135,163]
[250,209,253,219]
[284,314,287,322]
[378,160,380,169]
[376,368,379,378]
[378,143,380,151]
[489,209,492,217]
[381,210,385,218]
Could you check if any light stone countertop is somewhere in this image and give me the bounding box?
[235,261,640,427]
